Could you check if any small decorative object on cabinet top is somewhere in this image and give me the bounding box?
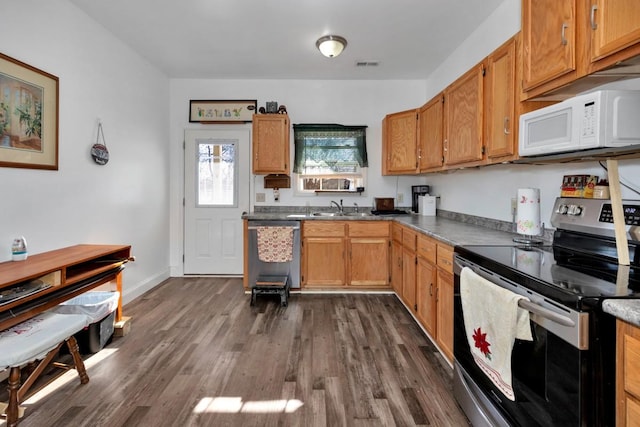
[258,102,287,114]
[266,101,278,113]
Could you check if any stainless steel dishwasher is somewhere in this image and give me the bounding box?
[247,220,301,290]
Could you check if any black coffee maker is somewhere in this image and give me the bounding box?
[412,185,430,213]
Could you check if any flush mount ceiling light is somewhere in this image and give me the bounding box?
[316,35,347,58]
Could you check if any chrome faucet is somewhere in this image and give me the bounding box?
[354,202,359,213]
[331,200,343,214]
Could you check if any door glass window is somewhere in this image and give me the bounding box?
[196,139,237,207]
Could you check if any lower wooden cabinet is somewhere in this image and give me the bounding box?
[304,238,346,287]
[616,319,640,426]
[391,226,455,363]
[302,220,390,288]
[401,228,418,309]
[416,256,437,337]
[391,238,403,295]
[435,267,454,362]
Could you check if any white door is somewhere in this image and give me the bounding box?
[184,128,250,274]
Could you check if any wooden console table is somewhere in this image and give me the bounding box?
[0,244,133,332]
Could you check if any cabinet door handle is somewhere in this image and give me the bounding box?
[503,117,510,135]
[590,5,598,30]
[429,282,433,296]
[561,23,569,46]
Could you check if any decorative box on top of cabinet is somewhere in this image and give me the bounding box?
[252,114,290,174]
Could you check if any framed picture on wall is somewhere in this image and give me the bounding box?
[0,52,59,170]
[189,99,257,123]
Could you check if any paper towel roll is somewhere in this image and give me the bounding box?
[419,195,436,216]
[516,188,541,236]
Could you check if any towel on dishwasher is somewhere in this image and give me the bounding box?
[460,266,532,401]
[256,226,294,263]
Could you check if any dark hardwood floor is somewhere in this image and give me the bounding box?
[4,278,469,427]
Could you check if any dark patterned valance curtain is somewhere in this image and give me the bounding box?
[293,124,368,174]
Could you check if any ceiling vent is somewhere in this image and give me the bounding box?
[355,61,380,67]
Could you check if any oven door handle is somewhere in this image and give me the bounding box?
[455,258,576,328]
[518,299,575,327]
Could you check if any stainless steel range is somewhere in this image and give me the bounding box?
[453,197,640,426]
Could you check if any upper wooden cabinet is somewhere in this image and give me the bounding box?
[589,0,640,65]
[522,0,576,92]
[485,37,518,161]
[418,94,444,171]
[252,114,290,174]
[382,109,418,175]
[444,64,485,167]
[522,0,640,99]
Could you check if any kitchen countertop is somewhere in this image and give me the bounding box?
[603,300,640,328]
[245,210,640,325]
[243,211,523,247]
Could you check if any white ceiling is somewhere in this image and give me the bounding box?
[70,0,505,80]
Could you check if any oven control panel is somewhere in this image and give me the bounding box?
[551,197,640,236]
[599,203,640,225]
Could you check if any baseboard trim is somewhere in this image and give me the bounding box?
[123,269,170,305]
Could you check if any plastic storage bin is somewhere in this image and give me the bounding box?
[53,291,119,353]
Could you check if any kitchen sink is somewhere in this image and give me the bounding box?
[311,211,373,217]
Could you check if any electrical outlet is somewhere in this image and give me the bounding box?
[397,193,404,204]
[256,193,266,202]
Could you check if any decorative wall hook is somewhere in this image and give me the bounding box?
[91,120,109,165]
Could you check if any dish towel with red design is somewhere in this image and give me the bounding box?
[256,226,294,263]
[460,266,533,401]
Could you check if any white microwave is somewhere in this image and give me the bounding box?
[518,90,640,157]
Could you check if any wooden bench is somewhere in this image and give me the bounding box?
[0,311,90,426]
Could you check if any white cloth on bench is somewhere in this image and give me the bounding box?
[0,312,89,368]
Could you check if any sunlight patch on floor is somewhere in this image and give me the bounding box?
[194,397,304,414]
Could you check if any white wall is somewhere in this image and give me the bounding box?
[169,79,427,275]
[421,0,640,227]
[426,0,521,98]
[0,0,171,302]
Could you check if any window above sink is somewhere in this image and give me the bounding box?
[293,124,368,195]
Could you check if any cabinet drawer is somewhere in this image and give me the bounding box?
[625,333,640,398]
[303,221,346,237]
[392,223,403,242]
[417,235,437,264]
[349,221,390,237]
[436,244,454,273]
[402,228,417,251]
